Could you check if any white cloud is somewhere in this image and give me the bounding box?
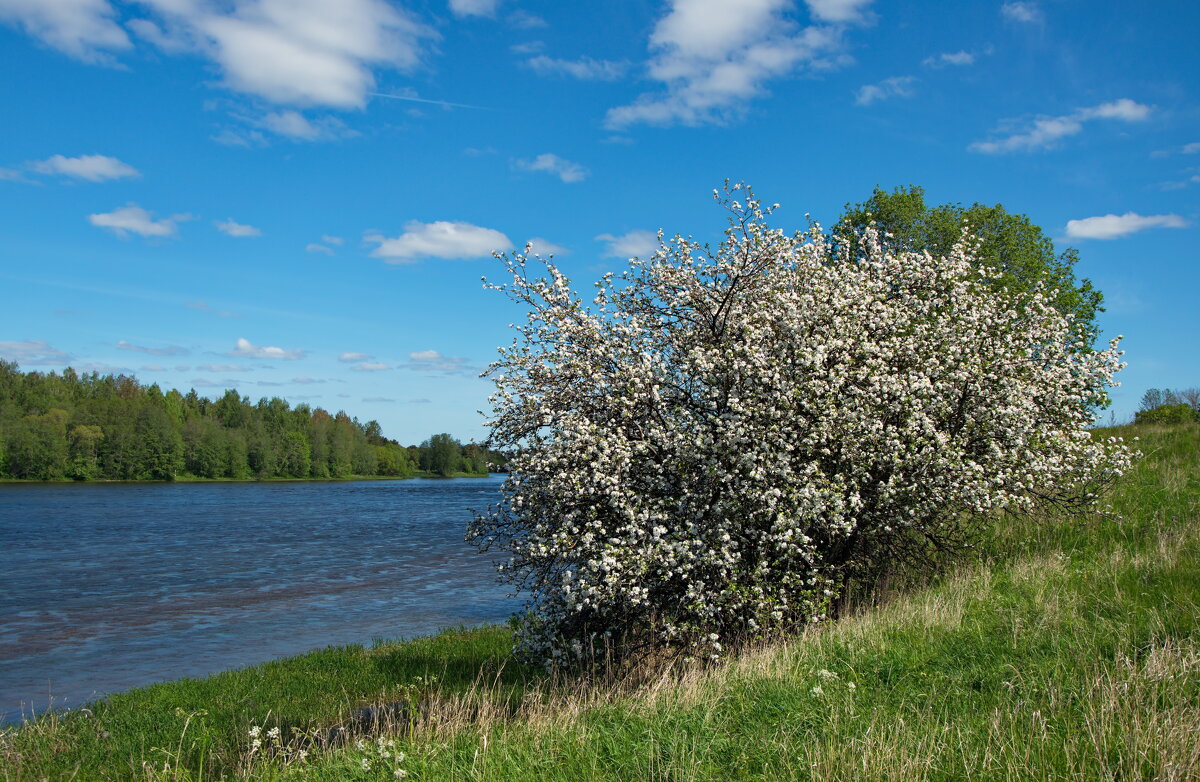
[805,0,872,23]
[365,220,512,263]
[256,109,355,141]
[510,40,543,55]
[1064,212,1187,240]
[525,55,629,81]
[6,0,437,108]
[339,352,373,362]
[405,349,473,373]
[140,0,436,108]
[596,229,661,259]
[89,203,188,238]
[0,0,131,63]
[306,243,335,255]
[292,376,325,383]
[116,339,189,356]
[322,234,344,245]
[215,218,262,237]
[606,0,858,129]
[970,98,1152,154]
[227,337,305,360]
[0,167,30,182]
[507,10,545,29]
[1158,173,1200,191]
[448,0,497,18]
[362,396,395,402]
[855,75,916,106]
[0,339,73,365]
[211,127,267,147]
[1001,1,1042,23]
[198,362,254,372]
[514,153,589,183]
[350,362,391,371]
[31,153,139,181]
[923,50,974,67]
[1184,142,1200,154]
[525,237,568,256]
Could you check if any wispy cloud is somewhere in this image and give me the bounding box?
[89,203,190,238]
[1001,1,1042,23]
[365,220,512,263]
[922,50,974,68]
[404,349,474,374]
[31,153,139,181]
[339,352,374,362]
[0,339,73,365]
[596,229,660,259]
[969,98,1152,154]
[525,55,629,81]
[185,301,236,318]
[447,0,498,18]
[215,218,262,237]
[1065,212,1187,240]
[6,0,439,109]
[0,0,131,63]
[350,362,391,371]
[513,153,589,183]
[525,237,568,256]
[226,337,305,360]
[306,243,335,255]
[197,362,254,372]
[855,76,916,106]
[256,110,356,142]
[117,339,190,356]
[606,0,863,129]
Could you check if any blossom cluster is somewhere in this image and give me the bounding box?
[470,184,1132,665]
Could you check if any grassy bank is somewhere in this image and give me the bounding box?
[3,423,1197,780]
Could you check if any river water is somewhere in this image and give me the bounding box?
[0,476,518,723]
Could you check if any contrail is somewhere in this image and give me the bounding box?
[368,92,493,111]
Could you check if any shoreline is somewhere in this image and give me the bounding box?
[0,472,502,486]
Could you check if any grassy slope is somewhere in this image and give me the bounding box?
[2,424,1197,781]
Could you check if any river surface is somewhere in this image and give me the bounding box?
[0,477,518,723]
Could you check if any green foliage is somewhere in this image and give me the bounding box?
[0,361,506,482]
[420,432,463,477]
[838,185,1103,343]
[1134,402,1199,424]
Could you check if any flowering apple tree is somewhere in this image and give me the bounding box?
[469,184,1132,666]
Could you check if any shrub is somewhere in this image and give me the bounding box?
[1134,403,1198,425]
[470,185,1133,666]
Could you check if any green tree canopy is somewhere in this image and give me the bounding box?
[837,186,1103,344]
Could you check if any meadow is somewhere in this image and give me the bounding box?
[2,422,1196,781]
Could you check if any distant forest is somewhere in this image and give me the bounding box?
[0,361,506,481]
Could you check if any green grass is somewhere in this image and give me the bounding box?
[3,423,1197,781]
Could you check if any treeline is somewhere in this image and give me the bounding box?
[1135,387,1200,424]
[0,361,505,481]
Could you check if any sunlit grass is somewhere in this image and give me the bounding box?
[3,423,1197,780]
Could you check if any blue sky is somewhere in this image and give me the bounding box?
[0,0,1196,442]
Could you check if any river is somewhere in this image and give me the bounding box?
[0,476,518,723]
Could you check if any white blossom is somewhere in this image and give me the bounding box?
[470,183,1131,665]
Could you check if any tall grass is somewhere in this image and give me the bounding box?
[3,423,1197,781]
